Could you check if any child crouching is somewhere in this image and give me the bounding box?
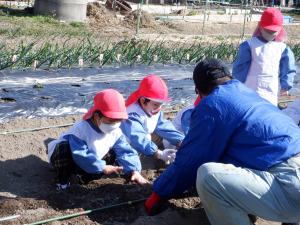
[48,89,148,190]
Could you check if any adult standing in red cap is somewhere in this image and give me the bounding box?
[48,89,148,190]
[120,74,185,165]
[233,7,296,106]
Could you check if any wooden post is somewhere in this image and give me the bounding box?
[136,0,143,36]
[202,0,208,35]
[241,4,247,40]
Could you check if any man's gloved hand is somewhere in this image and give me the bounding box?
[145,192,166,216]
[156,149,177,164]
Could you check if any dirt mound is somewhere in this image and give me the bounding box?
[87,2,120,27]
[86,2,163,35]
[0,116,200,225]
[125,10,157,28]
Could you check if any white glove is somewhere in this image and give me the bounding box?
[156,149,177,164]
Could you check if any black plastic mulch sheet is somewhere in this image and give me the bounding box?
[0,65,197,122]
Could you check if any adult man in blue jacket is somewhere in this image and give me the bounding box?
[145,58,300,225]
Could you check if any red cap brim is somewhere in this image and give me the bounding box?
[147,97,171,103]
[262,25,282,32]
[102,111,128,120]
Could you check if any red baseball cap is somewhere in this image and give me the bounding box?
[260,8,283,32]
[83,89,128,120]
[126,74,170,107]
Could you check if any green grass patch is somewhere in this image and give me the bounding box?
[0,6,90,38]
[31,15,61,25]
[70,21,85,28]
[187,10,198,16]
[0,13,90,38]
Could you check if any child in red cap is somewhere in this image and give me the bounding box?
[48,89,148,190]
[233,7,296,106]
[163,95,201,148]
[120,74,185,165]
[171,95,201,136]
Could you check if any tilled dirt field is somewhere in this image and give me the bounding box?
[0,116,281,225]
[0,2,299,224]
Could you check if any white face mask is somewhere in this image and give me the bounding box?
[99,122,121,134]
[260,29,279,42]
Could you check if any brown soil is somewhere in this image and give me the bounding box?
[124,10,157,28]
[0,116,280,225]
[87,2,121,27]
[85,3,300,43]
[1,4,300,49]
[0,4,298,224]
[86,2,167,38]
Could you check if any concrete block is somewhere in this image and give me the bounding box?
[34,0,87,22]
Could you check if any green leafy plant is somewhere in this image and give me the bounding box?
[0,38,299,70]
